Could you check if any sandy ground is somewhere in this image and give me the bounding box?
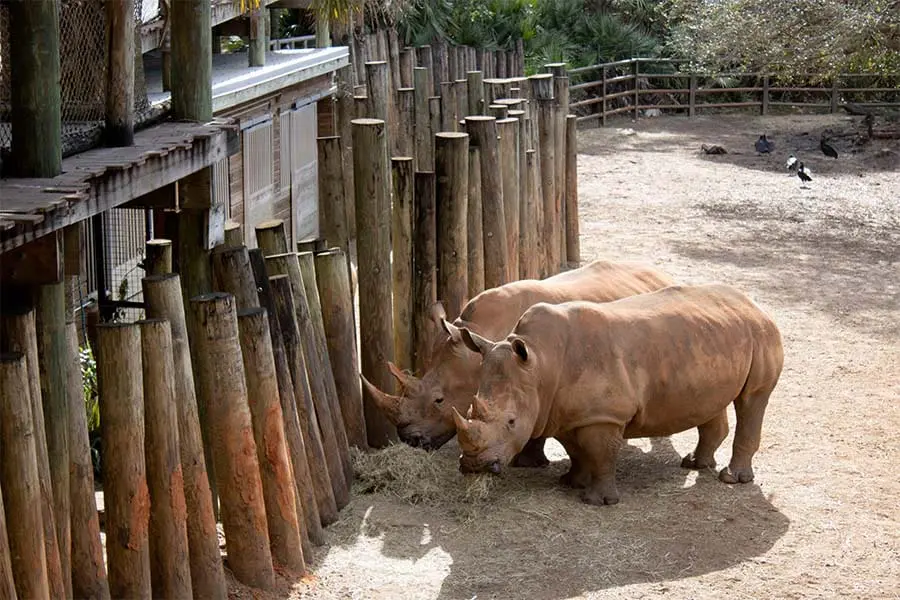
[241,113,899,600]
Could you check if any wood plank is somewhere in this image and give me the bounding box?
[0,230,63,285]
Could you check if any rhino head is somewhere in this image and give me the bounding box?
[363,303,486,450]
[452,328,538,475]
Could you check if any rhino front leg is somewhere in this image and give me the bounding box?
[574,424,624,506]
[511,437,551,468]
[557,434,591,489]
[681,410,729,470]
[720,389,772,484]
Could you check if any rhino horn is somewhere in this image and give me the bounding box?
[460,327,495,355]
[441,317,463,343]
[360,374,405,424]
[430,301,447,324]
[471,395,492,419]
[386,361,421,393]
[451,406,470,433]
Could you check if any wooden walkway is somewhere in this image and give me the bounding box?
[0,119,236,252]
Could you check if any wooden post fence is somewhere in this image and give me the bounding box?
[392,157,415,371]
[145,239,173,275]
[565,114,580,267]
[412,171,437,374]
[497,117,520,280]
[435,132,470,320]
[466,146,484,299]
[531,74,558,276]
[318,136,350,254]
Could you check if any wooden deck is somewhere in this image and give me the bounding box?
[0,119,237,252]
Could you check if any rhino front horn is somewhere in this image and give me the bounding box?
[387,361,421,393]
[360,374,405,424]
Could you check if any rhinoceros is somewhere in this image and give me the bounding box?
[451,283,784,506]
[361,259,675,464]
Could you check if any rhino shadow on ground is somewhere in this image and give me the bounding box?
[319,434,789,600]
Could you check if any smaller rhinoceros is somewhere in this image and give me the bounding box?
[452,284,784,506]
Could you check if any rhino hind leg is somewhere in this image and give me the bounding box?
[719,389,772,484]
[511,437,551,468]
[681,410,729,470]
[573,424,623,506]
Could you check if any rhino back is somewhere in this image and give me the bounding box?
[518,284,783,439]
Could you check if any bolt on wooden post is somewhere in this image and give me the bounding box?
[465,116,509,289]
[189,293,275,590]
[97,323,152,599]
[141,274,226,600]
[248,249,324,549]
[237,308,306,574]
[353,118,398,447]
[139,319,193,599]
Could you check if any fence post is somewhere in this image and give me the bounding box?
[415,68,434,170]
[435,132,471,319]
[467,70,484,116]
[761,75,769,116]
[391,157,415,370]
[145,238,173,275]
[467,146,484,299]
[689,74,697,118]
[0,480,14,600]
[633,59,640,121]
[317,136,349,255]
[831,78,839,113]
[601,66,608,127]
[412,171,438,374]
[531,74,558,277]
[498,118,520,280]
[565,115,580,268]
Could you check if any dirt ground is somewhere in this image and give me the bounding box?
[248,113,899,600]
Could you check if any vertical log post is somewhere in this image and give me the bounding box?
[440,81,457,132]
[139,319,193,599]
[497,118,520,280]
[248,250,324,549]
[106,0,135,146]
[448,47,459,85]
[314,249,368,449]
[467,71,484,116]
[266,254,350,508]
[397,88,416,160]
[434,42,448,95]
[455,79,469,119]
[399,47,415,88]
[509,109,529,279]
[414,68,434,170]
[237,309,306,574]
[189,293,275,590]
[416,45,435,95]
[224,221,244,247]
[145,239,173,275]
[391,157,415,371]
[248,8,267,67]
[531,74,558,276]
[0,481,15,600]
[521,149,541,280]
[141,275,226,599]
[0,308,63,599]
[435,133,469,319]
[365,61,393,153]
[465,116,508,289]
[388,30,402,101]
[255,219,290,256]
[353,118,398,447]
[467,146,485,298]
[297,252,354,486]
[210,245,261,310]
[0,352,50,600]
[565,115,580,267]
[8,0,62,178]
[412,172,437,374]
[66,322,111,600]
[268,274,339,525]
[35,283,71,600]
[549,66,569,266]
[97,324,152,599]
[429,97,443,141]
[318,136,349,254]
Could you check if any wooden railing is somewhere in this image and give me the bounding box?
[568,58,900,125]
[269,35,317,51]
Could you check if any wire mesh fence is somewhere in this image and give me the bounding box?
[0,0,156,158]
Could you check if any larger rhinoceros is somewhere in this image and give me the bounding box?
[361,259,675,465]
[452,284,784,506]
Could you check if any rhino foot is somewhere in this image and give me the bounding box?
[511,439,551,468]
[559,468,591,489]
[680,452,717,470]
[580,485,620,506]
[718,465,754,484]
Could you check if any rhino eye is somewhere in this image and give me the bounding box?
[435,397,444,404]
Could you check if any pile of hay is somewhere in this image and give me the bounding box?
[350,444,500,512]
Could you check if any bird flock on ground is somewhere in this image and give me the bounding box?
[703,130,840,188]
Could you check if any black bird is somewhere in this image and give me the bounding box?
[755,134,774,153]
[797,162,812,184]
[701,144,728,155]
[820,132,838,159]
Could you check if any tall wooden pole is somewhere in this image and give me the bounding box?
[139,319,193,599]
[412,172,437,374]
[66,322,111,600]
[318,136,350,254]
[565,115,580,267]
[396,88,416,159]
[353,118,398,447]
[97,324,152,599]
[0,352,50,600]
[171,0,212,121]
[249,8,267,67]
[210,245,260,310]
[141,275,227,600]
[531,74,558,276]
[414,68,434,170]
[465,116,508,289]
[497,117,520,281]
[467,71,484,116]
[0,308,63,599]
[0,481,15,600]
[189,293,275,590]
[391,157,415,371]
[35,283,71,600]
[365,61,393,152]
[255,219,290,256]
[434,132,469,319]
[467,146,484,298]
[8,0,61,177]
[248,249,324,548]
[314,249,368,449]
[237,309,306,575]
[145,239,173,276]
[106,0,135,146]
[521,149,541,280]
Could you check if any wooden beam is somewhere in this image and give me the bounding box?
[9,0,62,177]
[171,0,213,122]
[106,0,135,147]
[0,230,62,286]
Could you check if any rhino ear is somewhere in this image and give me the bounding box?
[460,328,495,355]
[511,337,529,362]
[441,318,462,343]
